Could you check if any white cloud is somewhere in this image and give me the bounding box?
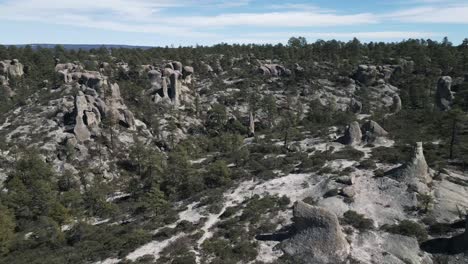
[222,31,441,44]
[386,3,468,23]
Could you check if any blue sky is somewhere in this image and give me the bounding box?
[0,0,467,46]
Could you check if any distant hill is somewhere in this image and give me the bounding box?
[11,44,155,50]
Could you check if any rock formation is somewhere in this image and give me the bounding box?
[338,121,362,145]
[0,59,25,93]
[436,76,454,111]
[73,92,93,142]
[391,94,402,113]
[280,201,349,264]
[349,98,363,113]
[258,64,291,77]
[362,120,388,137]
[387,142,431,191]
[248,112,255,137]
[354,65,378,86]
[143,61,194,106]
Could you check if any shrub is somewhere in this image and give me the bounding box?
[381,220,428,242]
[331,146,365,161]
[341,210,374,231]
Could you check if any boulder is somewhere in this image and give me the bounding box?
[183,66,194,76]
[362,120,388,137]
[349,98,363,113]
[280,201,349,264]
[436,76,454,111]
[172,61,183,71]
[338,121,362,146]
[80,72,103,90]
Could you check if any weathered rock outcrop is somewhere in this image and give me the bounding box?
[387,142,431,191]
[258,64,291,77]
[280,201,349,264]
[248,112,255,137]
[349,98,363,113]
[0,59,24,78]
[391,94,402,113]
[362,120,388,137]
[354,65,379,86]
[436,76,454,111]
[73,92,93,141]
[338,121,362,145]
[143,61,194,106]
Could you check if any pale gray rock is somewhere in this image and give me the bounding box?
[172,61,183,71]
[339,121,362,146]
[387,142,431,191]
[281,201,349,264]
[362,120,388,137]
[248,111,255,137]
[350,98,363,113]
[336,175,355,185]
[73,92,91,142]
[431,172,468,223]
[6,59,24,77]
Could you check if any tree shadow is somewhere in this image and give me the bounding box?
[255,224,295,242]
[420,233,467,255]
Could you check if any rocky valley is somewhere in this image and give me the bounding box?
[0,39,467,264]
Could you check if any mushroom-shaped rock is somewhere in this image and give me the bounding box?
[436,76,454,111]
[148,70,162,89]
[172,61,183,71]
[280,201,349,264]
[182,66,194,79]
[338,121,362,145]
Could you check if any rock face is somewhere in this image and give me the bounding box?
[436,76,454,111]
[339,121,362,145]
[280,201,349,264]
[73,92,93,142]
[388,142,431,191]
[0,59,25,92]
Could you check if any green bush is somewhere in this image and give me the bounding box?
[341,210,374,231]
[381,220,428,242]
